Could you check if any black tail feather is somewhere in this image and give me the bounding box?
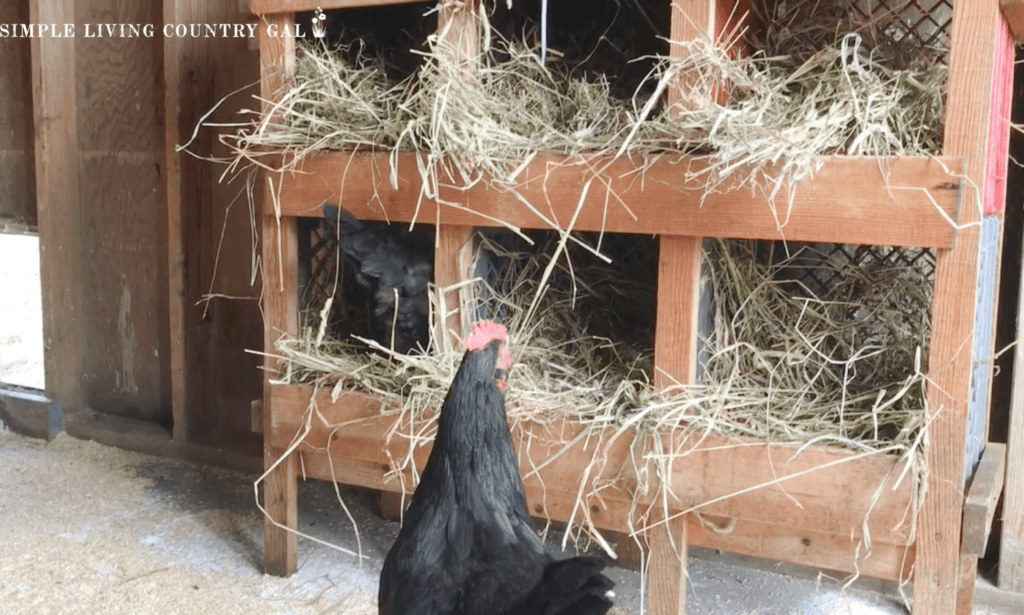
[506,556,615,615]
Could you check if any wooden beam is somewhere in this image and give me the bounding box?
[266,386,915,549]
[29,0,84,414]
[1002,0,1024,40]
[273,152,963,248]
[647,513,688,615]
[260,12,300,577]
[961,442,1006,557]
[919,2,1007,613]
[250,0,426,15]
[655,237,703,388]
[267,384,916,581]
[163,0,188,443]
[1000,220,1024,591]
[433,225,474,350]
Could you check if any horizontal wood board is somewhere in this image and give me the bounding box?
[251,0,427,14]
[268,384,916,560]
[272,152,963,247]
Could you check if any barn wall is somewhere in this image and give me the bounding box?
[166,0,262,451]
[72,0,170,423]
[0,0,35,229]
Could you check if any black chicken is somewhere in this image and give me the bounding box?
[321,204,433,354]
[379,321,615,615]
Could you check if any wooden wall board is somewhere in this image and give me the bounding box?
[1000,220,1024,592]
[30,0,85,413]
[251,0,427,15]
[164,0,263,446]
[919,1,1008,613]
[0,0,36,230]
[163,0,189,441]
[74,0,169,424]
[961,442,1006,557]
[271,152,964,249]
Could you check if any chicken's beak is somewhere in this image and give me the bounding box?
[495,343,511,390]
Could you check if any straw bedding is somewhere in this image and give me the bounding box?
[228,0,946,587]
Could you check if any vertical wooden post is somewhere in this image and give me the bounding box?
[918,2,1007,613]
[162,0,189,443]
[432,0,479,349]
[1000,226,1024,592]
[260,12,300,577]
[645,1,723,613]
[647,513,689,615]
[434,225,475,349]
[29,0,84,414]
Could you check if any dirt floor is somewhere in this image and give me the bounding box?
[0,421,933,615]
[2,235,1021,615]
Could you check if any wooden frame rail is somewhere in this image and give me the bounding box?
[251,1,1015,613]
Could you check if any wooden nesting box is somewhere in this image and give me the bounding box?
[250,1,1014,613]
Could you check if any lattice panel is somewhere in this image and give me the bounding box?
[850,0,953,51]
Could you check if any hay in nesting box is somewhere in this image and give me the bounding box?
[270,232,930,480]
[215,2,947,202]
[264,232,929,579]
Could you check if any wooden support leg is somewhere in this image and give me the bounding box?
[1000,223,1024,592]
[263,448,298,576]
[617,531,645,571]
[647,513,689,615]
[955,554,978,615]
[380,490,405,521]
[918,1,1008,612]
[258,10,300,578]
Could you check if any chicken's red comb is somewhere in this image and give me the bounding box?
[465,320,507,351]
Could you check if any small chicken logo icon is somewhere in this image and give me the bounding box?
[311,7,327,39]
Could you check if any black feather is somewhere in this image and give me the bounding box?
[321,204,432,353]
[379,336,614,615]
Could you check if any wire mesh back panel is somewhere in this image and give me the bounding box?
[849,0,952,52]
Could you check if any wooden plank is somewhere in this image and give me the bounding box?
[688,514,914,582]
[262,439,298,576]
[655,237,703,388]
[250,0,426,15]
[653,0,717,390]
[163,0,188,442]
[260,12,300,578]
[266,385,915,547]
[918,1,1006,613]
[0,386,62,441]
[298,447,914,581]
[956,554,978,615]
[433,225,474,350]
[270,384,915,581]
[164,2,262,448]
[647,513,688,615]
[1000,225,1024,590]
[274,152,964,248]
[651,2,717,607]
[69,0,168,424]
[1002,0,1024,40]
[962,442,1006,557]
[0,0,35,229]
[29,0,84,414]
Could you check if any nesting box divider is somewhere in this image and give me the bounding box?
[251,1,1012,613]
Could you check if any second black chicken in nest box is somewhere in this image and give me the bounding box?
[316,204,434,354]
